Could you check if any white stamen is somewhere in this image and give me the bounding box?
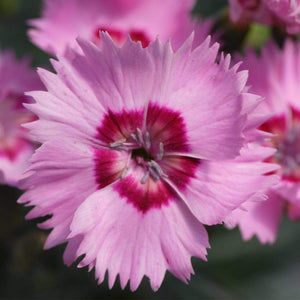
[136,128,143,145]
[157,142,164,160]
[121,166,129,179]
[286,156,298,172]
[109,138,126,148]
[130,133,138,142]
[145,132,151,149]
[149,167,160,181]
[149,160,163,176]
[141,171,150,184]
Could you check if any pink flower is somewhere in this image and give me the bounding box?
[0,50,42,186]
[18,34,277,290]
[227,40,300,243]
[228,0,273,25]
[28,0,214,56]
[265,0,300,34]
[229,0,300,33]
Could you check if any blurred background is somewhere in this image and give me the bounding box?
[1,0,300,299]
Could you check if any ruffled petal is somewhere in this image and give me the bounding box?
[178,144,279,225]
[147,37,247,160]
[226,192,285,243]
[68,185,209,291]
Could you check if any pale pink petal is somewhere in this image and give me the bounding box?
[68,185,209,291]
[18,138,127,247]
[174,145,278,225]
[226,193,285,243]
[76,35,155,113]
[147,37,248,160]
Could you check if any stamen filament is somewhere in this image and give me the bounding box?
[145,132,151,149]
[157,142,164,160]
[136,128,143,145]
[141,171,150,184]
[110,138,126,148]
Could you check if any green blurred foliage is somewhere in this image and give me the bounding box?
[245,23,272,50]
[193,0,227,17]
[1,0,300,299]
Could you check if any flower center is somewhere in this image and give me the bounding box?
[94,102,200,213]
[132,147,154,162]
[109,127,167,184]
[274,124,300,181]
[261,108,300,181]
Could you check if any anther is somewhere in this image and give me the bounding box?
[109,138,126,148]
[149,160,163,176]
[145,132,151,149]
[149,168,160,181]
[130,133,138,142]
[141,171,150,184]
[157,142,164,160]
[136,128,144,145]
[121,166,129,179]
[286,156,298,171]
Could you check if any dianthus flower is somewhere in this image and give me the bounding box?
[229,0,300,33]
[265,0,300,34]
[226,40,300,243]
[0,50,42,186]
[19,34,277,290]
[28,0,214,55]
[228,0,273,25]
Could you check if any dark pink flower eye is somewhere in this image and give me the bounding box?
[129,30,150,47]
[93,27,126,46]
[94,103,200,212]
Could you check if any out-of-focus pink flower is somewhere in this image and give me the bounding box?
[228,0,273,25]
[0,50,42,186]
[265,0,300,34]
[229,0,300,33]
[28,0,214,56]
[18,34,277,290]
[227,40,300,243]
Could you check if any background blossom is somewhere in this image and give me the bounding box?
[0,50,42,186]
[28,0,214,55]
[229,0,300,34]
[265,0,300,34]
[227,40,300,243]
[228,0,273,25]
